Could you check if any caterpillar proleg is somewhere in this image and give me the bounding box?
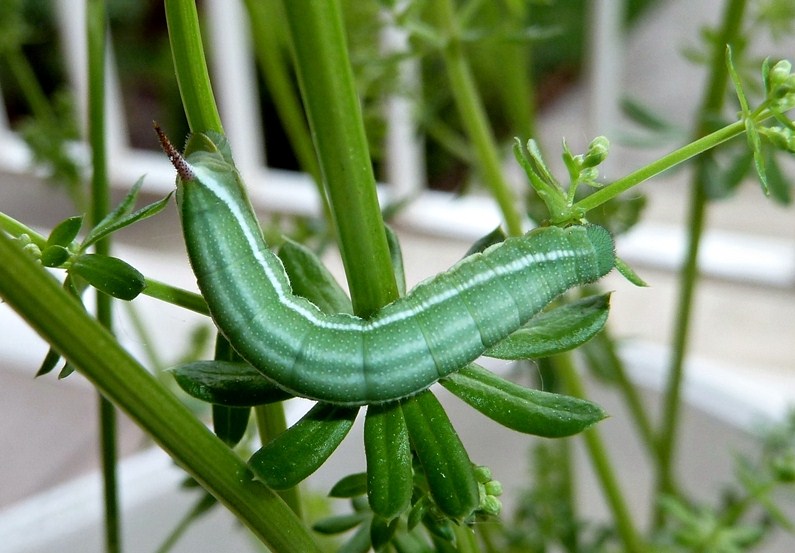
[158,129,615,406]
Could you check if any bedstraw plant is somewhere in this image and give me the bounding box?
[0,1,794,552]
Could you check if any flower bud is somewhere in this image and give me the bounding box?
[582,136,610,168]
[769,60,792,90]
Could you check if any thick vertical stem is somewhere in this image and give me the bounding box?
[279,0,398,316]
[0,234,321,552]
[163,0,223,133]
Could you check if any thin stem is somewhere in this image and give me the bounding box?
[0,212,46,248]
[429,0,524,237]
[3,48,56,127]
[0,214,209,315]
[0,213,208,315]
[143,278,208,315]
[453,524,480,553]
[154,494,216,553]
[242,0,334,235]
[557,355,644,553]
[242,0,324,186]
[0,234,321,552]
[588,331,658,458]
[279,0,398,316]
[654,0,748,523]
[573,119,745,212]
[86,2,120,550]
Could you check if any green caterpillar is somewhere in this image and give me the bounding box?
[158,129,615,405]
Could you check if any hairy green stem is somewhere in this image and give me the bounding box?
[0,234,321,553]
[279,0,398,316]
[429,0,524,237]
[86,2,120,550]
[654,0,748,523]
[558,355,644,553]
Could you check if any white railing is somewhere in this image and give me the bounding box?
[0,0,793,283]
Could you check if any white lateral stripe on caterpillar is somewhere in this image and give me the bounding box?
[166,131,616,405]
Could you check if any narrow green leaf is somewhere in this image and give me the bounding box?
[703,149,752,200]
[620,97,680,134]
[69,253,145,300]
[483,294,611,360]
[170,360,293,406]
[423,513,455,543]
[726,46,768,195]
[441,364,607,437]
[407,497,429,531]
[463,226,506,258]
[364,403,413,520]
[312,512,369,535]
[46,215,82,248]
[337,522,372,553]
[749,120,769,194]
[81,176,144,246]
[384,225,406,297]
[370,516,400,551]
[401,392,479,521]
[249,403,358,490]
[764,149,791,205]
[212,404,250,447]
[329,472,368,498]
[615,257,648,287]
[278,239,352,315]
[58,362,76,379]
[36,347,62,377]
[40,245,70,268]
[82,177,172,250]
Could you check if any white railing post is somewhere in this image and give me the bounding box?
[53,0,129,157]
[205,0,265,174]
[587,0,625,154]
[381,4,425,203]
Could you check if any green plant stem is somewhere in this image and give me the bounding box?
[0,234,320,553]
[143,278,208,314]
[163,0,223,133]
[154,494,216,553]
[573,119,745,212]
[589,331,658,458]
[86,2,120,550]
[279,0,398,316]
[3,48,56,128]
[429,0,524,237]
[255,404,303,518]
[557,354,644,553]
[654,0,748,523]
[0,212,46,248]
[453,524,480,553]
[242,1,327,207]
[0,209,210,316]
